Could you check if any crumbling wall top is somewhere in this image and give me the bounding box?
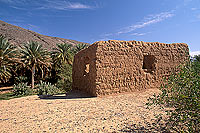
[91,40,188,47]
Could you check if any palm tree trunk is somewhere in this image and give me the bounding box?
[41,68,44,79]
[31,65,35,89]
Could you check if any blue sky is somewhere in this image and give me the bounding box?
[0,0,200,55]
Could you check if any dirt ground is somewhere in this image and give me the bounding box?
[0,89,166,132]
[0,86,13,94]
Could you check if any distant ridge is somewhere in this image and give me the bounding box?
[0,20,89,49]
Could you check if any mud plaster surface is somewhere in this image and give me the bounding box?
[73,40,189,96]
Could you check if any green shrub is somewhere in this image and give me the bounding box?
[13,82,32,96]
[147,61,200,132]
[35,81,60,95]
[56,63,72,92]
[14,76,28,84]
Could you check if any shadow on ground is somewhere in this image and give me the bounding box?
[119,121,169,133]
[39,90,95,100]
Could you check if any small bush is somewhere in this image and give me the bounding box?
[14,76,28,84]
[13,82,32,96]
[35,81,60,95]
[147,61,200,132]
[56,63,72,92]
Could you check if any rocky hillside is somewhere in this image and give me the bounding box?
[0,20,88,49]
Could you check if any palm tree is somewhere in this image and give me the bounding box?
[0,35,17,83]
[72,43,89,54]
[51,43,73,89]
[51,43,73,67]
[20,41,51,88]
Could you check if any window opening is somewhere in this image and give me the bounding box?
[83,57,90,76]
[85,64,90,73]
[142,55,155,73]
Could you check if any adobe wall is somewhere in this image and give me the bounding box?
[72,40,189,96]
[72,44,97,96]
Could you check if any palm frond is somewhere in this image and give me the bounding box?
[0,35,17,83]
[51,43,73,68]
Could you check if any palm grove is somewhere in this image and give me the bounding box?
[0,35,88,96]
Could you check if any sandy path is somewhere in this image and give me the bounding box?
[0,89,164,132]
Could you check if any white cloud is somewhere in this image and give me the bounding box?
[10,6,27,10]
[0,0,94,10]
[67,2,91,9]
[0,0,29,4]
[131,32,149,36]
[41,0,93,10]
[103,33,113,37]
[191,7,198,10]
[190,51,200,57]
[118,11,174,34]
[97,11,174,41]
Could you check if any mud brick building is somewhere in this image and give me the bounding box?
[72,40,189,96]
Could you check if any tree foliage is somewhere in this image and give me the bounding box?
[51,43,73,67]
[0,35,17,83]
[19,41,51,88]
[56,63,72,92]
[51,43,73,91]
[72,43,89,54]
[194,55,200,62]
[0,37,89,96]
[147,57,200,132]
